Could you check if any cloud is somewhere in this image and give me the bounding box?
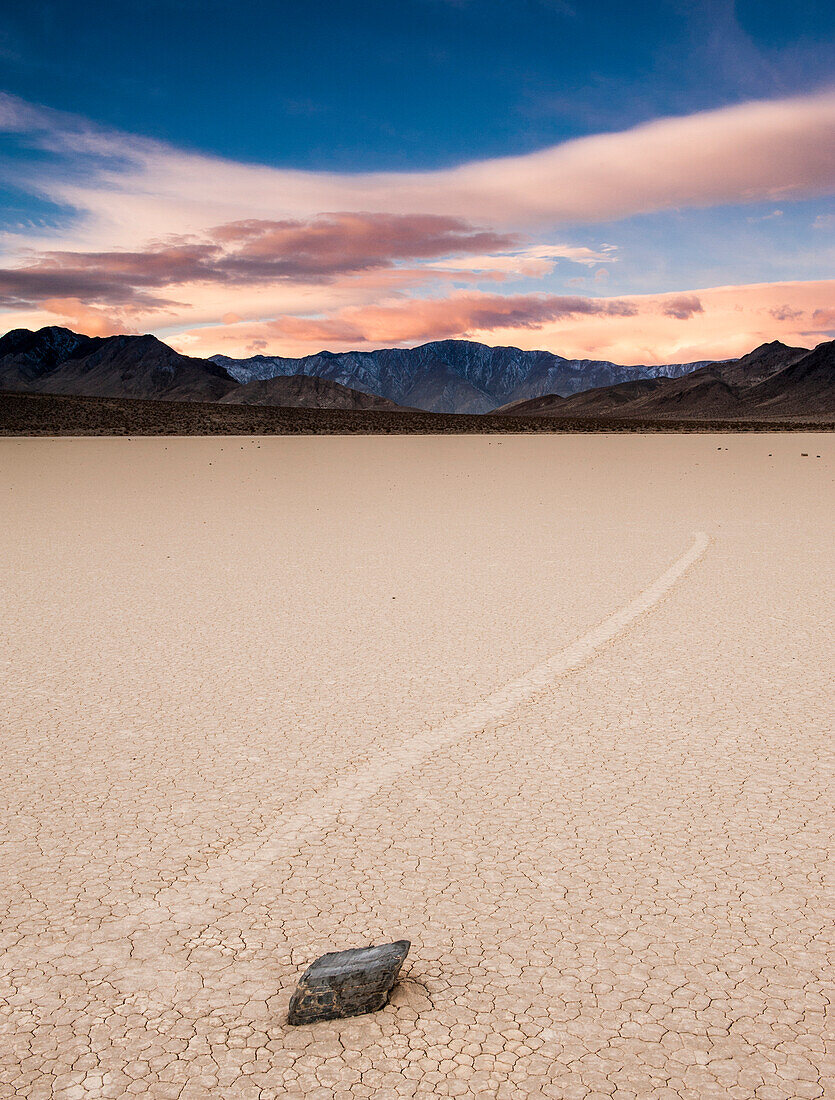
[769,304,804,321]
[37,297,135,337]
[0,212,519,310]
[747,209,784,222]
[175,280,834,363]
[216,290,641,348]
[661,294,704,320]
[430,243,618,278]
[1,91,833,368]
[0,252,189,310]
[206,213,517,278]
[1,88,833,255]
[232,290,639,348]
[811,306,835,329]
[813,213,835,230]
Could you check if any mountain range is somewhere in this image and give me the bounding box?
[211,340,718,413]
[496,340,833,419]
[0,325,832,421]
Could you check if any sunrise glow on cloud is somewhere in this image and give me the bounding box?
[0,0,832,361]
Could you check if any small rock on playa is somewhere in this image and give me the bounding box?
[288,939,411,1025]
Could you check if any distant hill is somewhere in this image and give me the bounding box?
[706,340,810,386]
[3,327,831,421]
[744,340,835,416]
[496,340,833,420]
[219,373,405,410]
[0,327,237,402]
[211,339,717,414]
[496,378,663,416]
[0,326,94,387]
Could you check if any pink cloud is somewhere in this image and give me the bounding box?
[769,304,804,321]
[37,298,137,337]
[662,294,704,320]
[1,92,832,367]
[175,279,835,364]
[246,291,639,347]
[0,213,519,311]
[1,89,832,255]
[209,214,516,276]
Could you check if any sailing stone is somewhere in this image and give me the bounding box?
[288,940,411,1025]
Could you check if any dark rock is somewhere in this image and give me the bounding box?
[288,940,410,1025]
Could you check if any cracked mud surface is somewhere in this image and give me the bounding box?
[1,433,833,1098]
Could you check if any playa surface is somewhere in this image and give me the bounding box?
[1,432,833,1099]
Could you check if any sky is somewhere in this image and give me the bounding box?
[0,0,833,363]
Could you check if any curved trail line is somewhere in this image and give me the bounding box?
[157,530,711,916]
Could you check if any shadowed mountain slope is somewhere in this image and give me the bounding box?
[497,378,665,415]
[703,340,810,386]
[744,340,835,416]
[219,374,405,410]
[615,374,743,418]
[498,340,832,420]
[0,327,237,401]
[211,339,716,413]
[0,326,98,389]
[3,328,830,419]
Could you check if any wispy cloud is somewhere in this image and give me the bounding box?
[769,304,803,321]
[175,280,833,364]
[0,212,518,310]
[1,88,833,253]
[661,294,704,320]
[242,290,639,347]
[747,209,784,222]
[1,90,833,363]
[430,243,618,277]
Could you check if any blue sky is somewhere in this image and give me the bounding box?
[2,0,833,168]
[0,0,832,361]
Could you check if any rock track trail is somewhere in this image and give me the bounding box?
[1,434,832,1099]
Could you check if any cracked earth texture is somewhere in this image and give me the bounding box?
[1,432,833,1099]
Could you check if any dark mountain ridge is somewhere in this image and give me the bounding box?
[0,327,237,402]
[0,326,97,386]
[2,327,831,421]
[219,373,406,410]
[211,338,719,414]
[744,340,835,415]
[497,340,834,420]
